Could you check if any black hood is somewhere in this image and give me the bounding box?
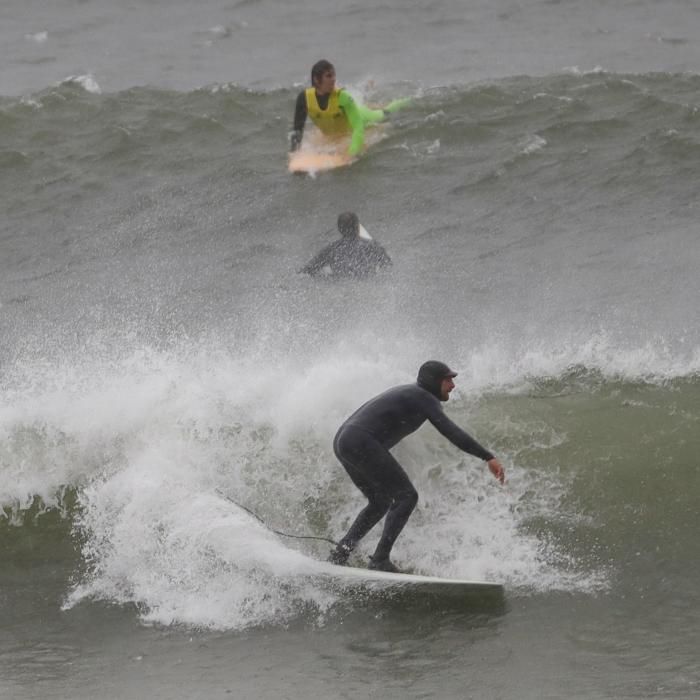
[416,360,458,401]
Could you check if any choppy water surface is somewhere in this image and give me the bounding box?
[2,1,699,698]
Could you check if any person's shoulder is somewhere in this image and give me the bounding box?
[337,88,356,105]
[375,383,435,406]
[361,239,391,262]
[328,237,347,250]
[374,383,412,399]
[392,383,427,399]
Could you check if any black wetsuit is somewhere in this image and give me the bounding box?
[300,237,391,278]
[332,384,494,563]
[290,90,317,151]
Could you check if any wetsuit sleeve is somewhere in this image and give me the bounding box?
[425,401,494,461]
[375,243,392,267]
[300,250,327,275]
[338,91,380,157]
[357,103,386,124]
[364,242,391,270]
[290,91,307,151]
[338,92,411,156]
[383,97,411,114]
[300,242,335,275]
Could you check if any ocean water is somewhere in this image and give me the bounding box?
[1,1,699,698]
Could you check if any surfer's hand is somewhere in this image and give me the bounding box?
[384,97,411,114]
[487,458,505,484]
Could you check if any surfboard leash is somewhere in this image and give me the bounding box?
[215,488,339,546]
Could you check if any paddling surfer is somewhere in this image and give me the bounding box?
[289,59,410,157]
[299,212,391,278]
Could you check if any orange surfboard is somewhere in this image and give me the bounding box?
[288,150,354,174]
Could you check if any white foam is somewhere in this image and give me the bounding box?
[20,96,42,109]
[25,31,48,44]
[65,457,333,630]
[426,138,441,154]
[207,25,231,38]
[3,333,695,627]
[563,65,605,76]
[61,74,102,94]
[425,110,447,122]
[521,135,547,155]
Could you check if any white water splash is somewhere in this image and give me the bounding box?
[61,74,102,94]
[6,330,690,627]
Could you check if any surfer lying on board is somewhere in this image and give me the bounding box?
[289,59,410,157]
[299,212,391,278]
[328,361,505,573]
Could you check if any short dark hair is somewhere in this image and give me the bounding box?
[311,60,335,86]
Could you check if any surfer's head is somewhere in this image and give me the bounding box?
[417,361,458,401]
[337,211,360,238]
[311,60,336,93]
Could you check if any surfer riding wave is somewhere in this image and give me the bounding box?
[328,361,505,573]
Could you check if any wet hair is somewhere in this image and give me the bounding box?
[311,60,335,86]
[337,212,359,238]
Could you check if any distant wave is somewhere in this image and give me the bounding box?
[3,69,700,195]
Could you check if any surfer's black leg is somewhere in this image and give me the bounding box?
[331,426,417,565]
[330,426,394,561]
[335,491,392,552]
[360,445,418,564]
[371,486,418,563]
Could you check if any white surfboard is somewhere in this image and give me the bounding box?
[215,490,502,601]
[309,560,504,600]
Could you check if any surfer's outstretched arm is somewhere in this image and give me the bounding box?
[358,97,411,125]
[383,97,411,114]
[300,242,337,275]
[425,402,505,484]
[340,92,411,156]
[299,252,326,275]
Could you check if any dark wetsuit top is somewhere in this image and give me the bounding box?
[300,237,391,278]
[339,384,494,460]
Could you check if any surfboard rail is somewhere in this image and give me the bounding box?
[306,561,505,605]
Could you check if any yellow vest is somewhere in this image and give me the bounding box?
[305,88,349,136]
